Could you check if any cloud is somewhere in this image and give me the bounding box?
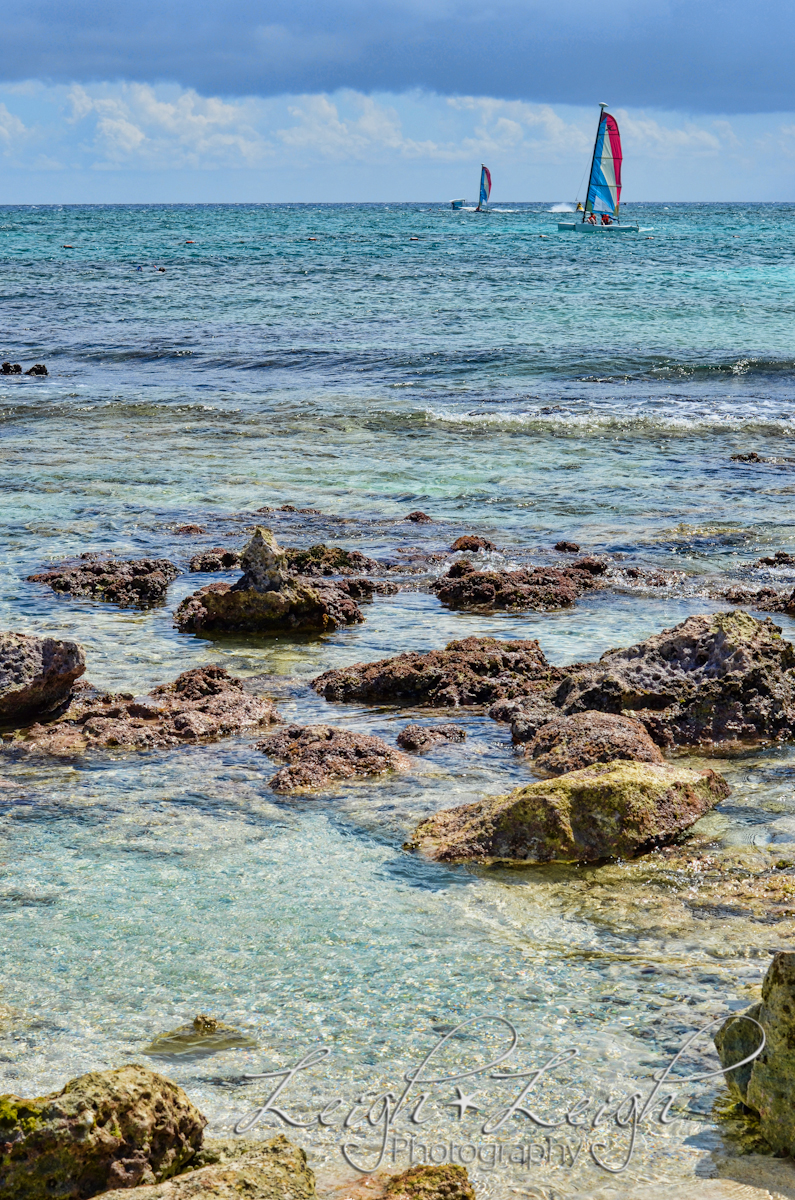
[0,103,27,144]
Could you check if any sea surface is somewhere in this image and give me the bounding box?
[2,202,795,1198]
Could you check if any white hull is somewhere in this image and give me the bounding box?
[558,221,640,234]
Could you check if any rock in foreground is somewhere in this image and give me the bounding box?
[431,558,604,612]
[526,711,664,776]
[397,723,466,752]
[555,610,795,746]
[408,761,729,864]
[28,556,180,609]
[0,632,85,722]
[175,528,363,634]
[258,723,410,792]
[385,1163,474,1200]
[0,1064,205,1199]
[13,666,279,755]
[313,636,563,707]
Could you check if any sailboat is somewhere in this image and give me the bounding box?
[451,165,491,211]
[558,105,639,233]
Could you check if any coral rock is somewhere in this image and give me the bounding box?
[24,363,48,376]
[175,525,206,535]
[384,1164,474,1200]
[0,632,85,722]
[755,550,795,568]
[258,723,410,792]
[285,544,380,576]
[450,535,495,552]
[396,723,466,752]
[405,511,432,523]
[554,540,580,553]
[408,761,729,864]
[28,556,180,609]
[432,559,604,612]
[0,1064,206,1200]
[189,548,242,572]
[526,711,664,775]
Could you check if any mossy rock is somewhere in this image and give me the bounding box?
[143,1015,258,1057]
[384,1163,474,1200]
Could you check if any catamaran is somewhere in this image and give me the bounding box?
[451,165,491,211]
[558,105,639,233]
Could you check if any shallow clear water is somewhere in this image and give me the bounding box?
[2,202,795,1197]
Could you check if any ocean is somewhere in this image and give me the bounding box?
[2,201,795,1198]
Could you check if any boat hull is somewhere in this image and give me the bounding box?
[558,221,640,233]
[451,199,466,209]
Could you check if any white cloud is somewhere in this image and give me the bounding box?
[616,110,722,156]
[0,103,27,144]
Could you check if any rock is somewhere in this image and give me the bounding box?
[715,951,795,1155]
[450,535,495,552]
[174,528,364,634]
[175,525,206,535]
[731,452,767,463]
[526,711,664,775]
[555,610,795,747]
[313,636,563,708]
[755,550,795,568]
[431,558,604,612]
[189,548,242,572]
[384,1163,474,1200]
[0,632,85,723]
[718,585,795,614]
[279,504,321,514]
[488,696,561,741]
[258,724,410,792]
[143,1015,258,1057]
[0,1064,206,1199]
[98,1135,316,1200]
[28,556,180,609]
[554,540,580,553]
[12,666,280,755]
[408,761,729,864]
[285,544,380,576]
[396,723,466,752]
[405,511,432,523]
[24,364,48,376]
[1,362,21,375]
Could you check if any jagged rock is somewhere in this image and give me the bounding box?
[28,556,180,609]
[755,550,795,568]
[405,511,432,523]
[488,696,562,741]
[175,525,206,535]
[313,636,563,708]
[11,666,279,755]
[189,548,242,572]
[285,544,380,575]
[450,535,495,552]
[396,723,466,752]
[408,761,729,864]
[555,610,795,747]
[98,1135,316,1200]
[715,951,795,1155]
[731,452,767,463]
[554,540,580,553]
[25,364,48,376]
[526,711,664,775]
[431,558,605,612]
[0,1064,206,1199]
[279,504,320,514]
[143,1015,258,1057]
[384,1163,474,1200]
[1,362,21,375]
[174,528,363,634]
[0,632,85,722]
[718,585,795,615]
[258,724,410,792]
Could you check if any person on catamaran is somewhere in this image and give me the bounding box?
[601,213,612,225]
[586,212,597,224]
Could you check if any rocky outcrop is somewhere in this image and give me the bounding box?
[189,548,242,572]
[175,525,206,535]
[488,696,562,743]
[431,558,605,612]
[285,544,380,576]
[450,535,495,552]
[717,584,795,615]
[396,723,466,752]
[143,1015,258,1057]
[408,761,729,864]
[25,364,48,376]
[0,1064,205,1199]
[313,636,563,708]
[0,633,85,722]
[384,1164,474,1200]
[28,555,180,609]
[1,361,21,375]
[554,610,795,747]
[554,540,580,553]
[526,711,664,776]
[258,723,410,792]
[715,951,795,1155]
[174,529,364,634]
[10,666,279,755]
[98,1135,316,1200]
[755,550,795,568]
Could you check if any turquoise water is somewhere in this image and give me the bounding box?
[2,203,795,1196]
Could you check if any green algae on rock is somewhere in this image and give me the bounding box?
[0,1064,206,1199]
[384,1163,474,1200]
[407,760,730,864]
[143,1014,258,1058]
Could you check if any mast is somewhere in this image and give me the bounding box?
[582,103,607,222]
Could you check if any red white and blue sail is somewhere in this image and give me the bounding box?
[478,165,492,208]
[585,113,622,216]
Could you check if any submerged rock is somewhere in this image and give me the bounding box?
[313,636,563,708]
[731,451,768,463]
[28,555,180,609]
[526,711,664,776]
[0,1064,206,1199]
[175,525,206,535]
[755,550,795,568]
[98,1135,316,1200]
[188,547,242,572]
[715,951,795,1155]
[12,666,280,755]
[450,535,495,552]
[431,558,605,612]
[555,610,795,747]
[143,1014,258,1057]
[174,528,364,634]
[405,511,432,523]
[408,761,729,864]
[0,632,85,722]
[258,723,410,792]
[385,1164,474,1200]
[396,723,466,752]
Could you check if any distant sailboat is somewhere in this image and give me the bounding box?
[475,165,491,212]
[558,106,639,233]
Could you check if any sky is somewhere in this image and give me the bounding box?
[0,0,794,202]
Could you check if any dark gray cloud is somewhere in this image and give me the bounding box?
[3,0,792,113]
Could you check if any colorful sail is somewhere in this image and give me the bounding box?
[585,113,622,216]
[478,165,492,208]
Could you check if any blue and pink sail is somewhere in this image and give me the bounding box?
[476,165,492,210]
[584,112,622,217]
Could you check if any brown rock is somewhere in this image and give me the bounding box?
[12,666,280,755]
[285,544,380,576]
[313,636,563,708]
[28,556,180,609]
[431,558,604,612]
[384,1164,474,1200]
[0,632,85,723]
[719,584,795,614]
[731,452,767,463]
[755,550,795,568]
[25,363,48,376]
[258,724,410,791]
[405,511,432,523]
[526,711,664,775]
[396,723,466,752]
[189,548,242,571]
[175,525,206,535]
[554,540,580,553]
[450,535,495,552]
